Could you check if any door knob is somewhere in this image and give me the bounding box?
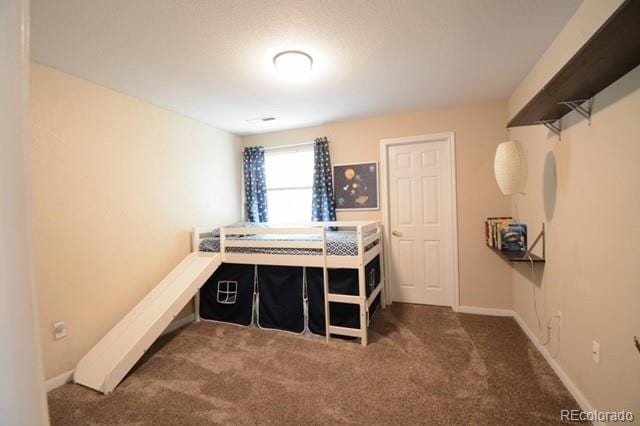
[392,229,403,237]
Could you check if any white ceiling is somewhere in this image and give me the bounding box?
[31,0,581,135]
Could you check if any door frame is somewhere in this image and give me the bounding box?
[379,132,460,311]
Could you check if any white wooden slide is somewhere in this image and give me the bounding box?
[74,252,220,394]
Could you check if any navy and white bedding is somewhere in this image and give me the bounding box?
[199,227,378,257]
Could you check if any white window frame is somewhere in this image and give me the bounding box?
[263,143,315,222]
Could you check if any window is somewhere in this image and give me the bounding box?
[264,145,314,223]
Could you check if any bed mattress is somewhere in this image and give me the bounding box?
[199,230,376,256]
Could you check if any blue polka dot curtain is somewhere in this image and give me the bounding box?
[311,137,337,223]
[243,146,268,222]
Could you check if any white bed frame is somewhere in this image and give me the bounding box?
[191,221,385,346]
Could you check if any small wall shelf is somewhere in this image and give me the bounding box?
[490,247,545,263]
[487,223,546,264]
[507,0,640,132]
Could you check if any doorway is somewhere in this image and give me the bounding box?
[380,133,459,308]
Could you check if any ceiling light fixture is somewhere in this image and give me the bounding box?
[273,50,313,78]
[246,116,276,123]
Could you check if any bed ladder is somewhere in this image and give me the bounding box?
[323,224,385,346]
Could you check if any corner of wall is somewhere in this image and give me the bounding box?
[505,0,640,416]
[31,66,243,380]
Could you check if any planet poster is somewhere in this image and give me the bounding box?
[333,162,379,210]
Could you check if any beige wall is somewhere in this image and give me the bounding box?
[244,101,513,310]
[507,0,640,416]
[31,63,242,380]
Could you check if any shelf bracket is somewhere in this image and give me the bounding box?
[558,98,593,124]
[524,223,545,261]
[535,120,562,139]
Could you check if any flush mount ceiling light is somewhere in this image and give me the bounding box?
[246,116,276,123]
[273,50,313,77]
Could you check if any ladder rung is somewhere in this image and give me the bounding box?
[327,325,363,338]
[327,293,362,304]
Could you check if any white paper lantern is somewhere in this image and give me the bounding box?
[494,141,527,195]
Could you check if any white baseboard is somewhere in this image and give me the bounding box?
[161,313,196,336]
[456,305,514,317]
[511,312,600,424]
[45,369,74,392]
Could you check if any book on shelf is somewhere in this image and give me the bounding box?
[485,217,512,248]
[500,224,527,252]
[485,218,528,252]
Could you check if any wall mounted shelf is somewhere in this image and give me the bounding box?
[487,223,546,264]
[507,0,640,131]
[490,247,545,263]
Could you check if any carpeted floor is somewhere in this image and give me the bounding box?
[48,304,581,425]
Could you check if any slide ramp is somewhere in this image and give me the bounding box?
[74,252,220,394]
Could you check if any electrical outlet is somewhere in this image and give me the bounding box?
[592,340,600,364]
[556,311,563,329]
[53,321,67,340]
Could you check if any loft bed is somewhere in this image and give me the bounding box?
[191,221,385,346]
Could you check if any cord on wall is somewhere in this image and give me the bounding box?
[529,255,550,345]
[512,198,521,224]
[528,254,562,355]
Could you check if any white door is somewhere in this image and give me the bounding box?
[387,136,456,306]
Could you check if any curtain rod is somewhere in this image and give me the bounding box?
[262,140,331,151]
[244,138,329,152]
